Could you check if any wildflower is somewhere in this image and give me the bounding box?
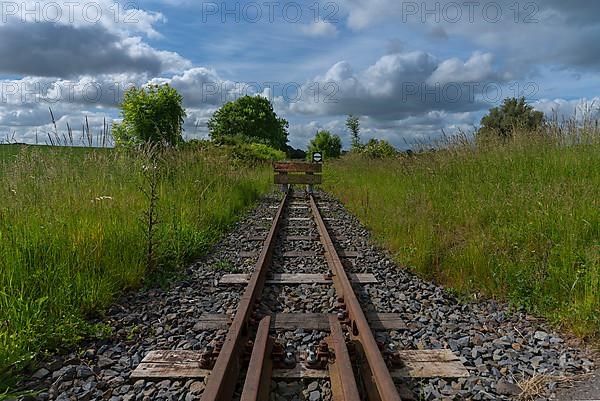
[92,196,114,202]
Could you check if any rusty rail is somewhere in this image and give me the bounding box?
[328,315,361,401]
[240,316,273,401]
[201,192,288,401]
[309,194,402,401]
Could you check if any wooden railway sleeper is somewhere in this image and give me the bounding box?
[387,350,407,369]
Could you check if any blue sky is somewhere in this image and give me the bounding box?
[0,1,599,148]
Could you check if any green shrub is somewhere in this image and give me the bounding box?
[478,97,544,142]
[231,142,286,163]
[361,138,397,158]
[182,139,212,150]
[112,84,186,147]
[201,134,285,163]
[307,130,342,160]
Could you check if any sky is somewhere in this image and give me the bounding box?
[0,0,599,149]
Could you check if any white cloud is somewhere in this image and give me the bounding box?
[150,68,241,107]
[532,98,600,119]
[338,0,600,72]
[0,67,273,143]
[4,1,166,38]
[427,52,500,86]
[286,110,481,150]
[290,51,502,118]
[3,0,599,148]
[299,20,338,38]
[0,73,150,108]
[0,2,188,78]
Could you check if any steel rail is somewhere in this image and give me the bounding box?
[201,192,288,401]
[309,194,402,401]
[328,315,361,401]
[240,316,273,401]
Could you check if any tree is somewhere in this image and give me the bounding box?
[478,97,544,141]
[307,130,342,160]
[346,114,361,150]
[207,95,289,151]
[113,84,186,147]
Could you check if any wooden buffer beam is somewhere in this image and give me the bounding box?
[274,162,322,185]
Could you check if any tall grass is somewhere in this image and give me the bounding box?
[324,122,600,338]
[0,144,271,382]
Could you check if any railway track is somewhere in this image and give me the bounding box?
[131,162,469,400]
[203,189,400,401]
[20,162,594,401]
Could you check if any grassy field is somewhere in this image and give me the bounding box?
[0,144,271,385]
[324,135,600,338]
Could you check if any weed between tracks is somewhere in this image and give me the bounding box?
[517,373,584,401]
[324,129,600,338]
[0,144,271,386]
[212,259,241,273]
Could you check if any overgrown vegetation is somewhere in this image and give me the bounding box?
[478,97,545,141]
[230,142,286,163]
[360,138,397,158]
[307,130,342,160]
[343,114,398,158]
[204,136,286,163]
[0,144,271,385]
[346,114,361,151]
[112,84,186,147]
[325,116,600,337]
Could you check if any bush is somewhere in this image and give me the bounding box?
[478,97,544,141]
[180,139,212,151]
[307,130,342,160]
[361,138,397,158]
[180,138,285,164]
[208,96,289,151]
[113,84,186,147]
[231,142,286,164]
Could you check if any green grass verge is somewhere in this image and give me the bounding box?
[0,144,271,385]
[324,139,600,337]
